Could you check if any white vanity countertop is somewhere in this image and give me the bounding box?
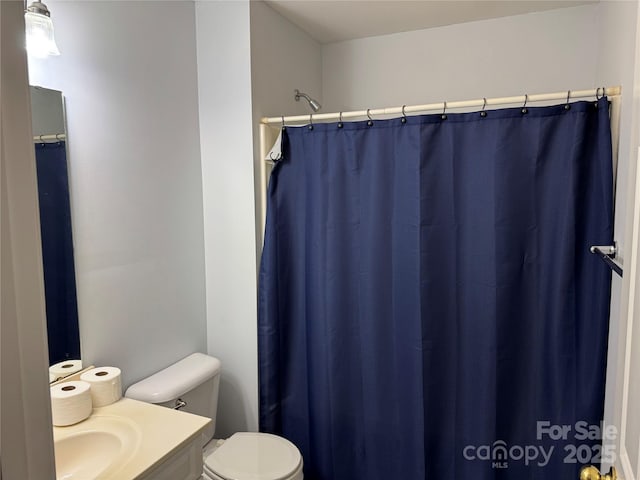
[52,397,211,479]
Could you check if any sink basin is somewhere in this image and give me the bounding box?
[54,415,141,479]
[51,398,210,480]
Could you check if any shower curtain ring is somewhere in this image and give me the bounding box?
[39,134,44,143]
[565,90,571,110]
[480,98,487,117]
[401,105,407,124]
[308,113,314,130]
[56,133,63,141]
[595,87,605,108]
[521,94,529,114]
[338,111,343,128]
[441,101,447,120]
[367,109,373,126]
[281,116,286,130]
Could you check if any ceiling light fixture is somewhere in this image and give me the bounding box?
[25,1,60,58]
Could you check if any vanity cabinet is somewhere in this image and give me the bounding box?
[138,435,204,480]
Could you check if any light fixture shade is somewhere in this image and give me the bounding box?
[25,8,60,58]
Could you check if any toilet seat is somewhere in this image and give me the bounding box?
[203,432,303,480]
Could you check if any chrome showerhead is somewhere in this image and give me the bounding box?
[294,89,321,112]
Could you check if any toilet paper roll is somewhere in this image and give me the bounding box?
[49,359,83,380]
[80,367,122,407]
[50,381,92,426]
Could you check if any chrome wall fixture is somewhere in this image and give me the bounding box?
[294,89,321,112]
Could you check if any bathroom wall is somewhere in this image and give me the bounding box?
[250,1,323,121]
[322,4,599,111]
[250,0,323,252]
[195,0,259,437]
[27,1,207,389]
[194,0,323,437]
[25,0,320,438]
[194,0,324,437]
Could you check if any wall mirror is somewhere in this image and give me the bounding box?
[30,85,81,381]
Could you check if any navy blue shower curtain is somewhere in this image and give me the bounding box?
[35,142,81,365]
[259,98,613,479]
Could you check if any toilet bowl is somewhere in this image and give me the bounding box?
[201,433,302,480]
[125,353,304,480]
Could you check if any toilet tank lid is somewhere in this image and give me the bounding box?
[125,353,221,404]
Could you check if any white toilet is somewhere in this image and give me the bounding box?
[125,353,303,480]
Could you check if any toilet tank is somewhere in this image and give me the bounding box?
[125,353,221,441]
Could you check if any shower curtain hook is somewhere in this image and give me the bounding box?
[441,101,447,120]
[401,105,407,124]
[367,109,373,126]
[521,94,529,114]
[56,133,63,141]
[595,87,605,108]
[338,111,343,129]
[281,116,285,130]
[480,98,487,117]
[39,134,44,143]
[308,113,314,130]
[565,90,571,110]
[269,151,281,163]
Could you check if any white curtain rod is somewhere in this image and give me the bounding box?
[33,133,66,142]
[261,86,621,125]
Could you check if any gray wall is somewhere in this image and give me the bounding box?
[250,0,323,250]
[194,0,323,437]
[196,0,259,437]
[28,1,207,389]
[322,5,600,112]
